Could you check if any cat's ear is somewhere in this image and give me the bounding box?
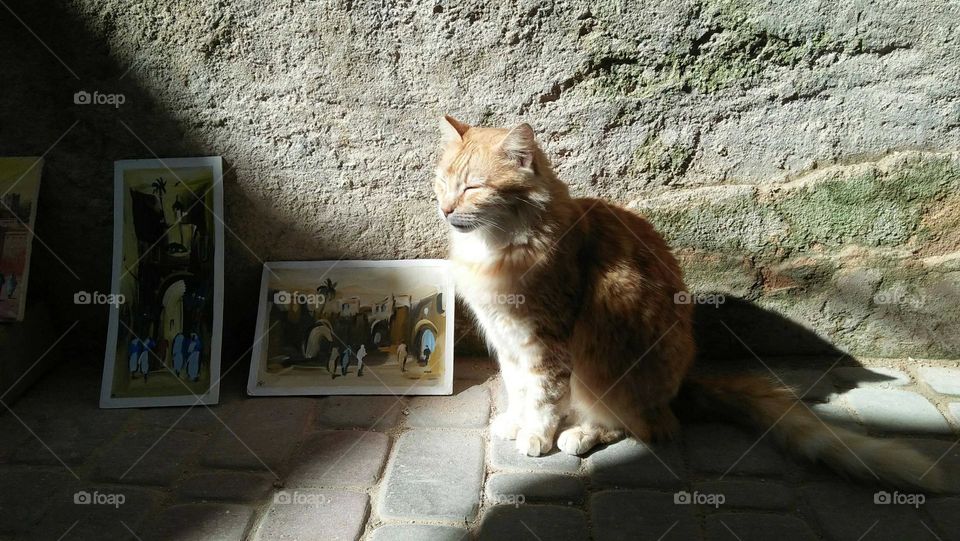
[440,115,470,144]
[500,123,536,170]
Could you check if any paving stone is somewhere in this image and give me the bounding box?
[0,414,32,463]
[692,479,796,511]
[8,405,133,466]
[809,401,867,434]
[407,385,490,428]
[586,438,685,489]
[369,524,469,541]
[93,428,205,486]
[591,490,700,541]
[832,366,911,389]
[139,404,227,434]
[926,497,960,541]
[490,436,580,473]
[477,505,589,541]
[317,396,403,430]
[453,357,499,383]
[840,388,952,435]
[143,503,254,541]
[705,513,818,541]
[485,472,585,505]
[176,472,275,502]
[777,369,838,402]
[378,430,484,521]
[31,485,163,540]
[949,403,960,425]
[253,489,369,541]
[203,398,313,471]
[0,468,79,534]
[918,367,960,396]
[286,430,390,488]
[801,481,931,541]
[684,423,786,476]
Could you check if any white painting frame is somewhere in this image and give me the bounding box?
[100,157,224,408]
[248,260,454,397]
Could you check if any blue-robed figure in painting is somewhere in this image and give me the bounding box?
[128,338,142,375]
[172,333,186,376]
[187,332,202,382]
[139,338,155,382]
[3,273,15,299]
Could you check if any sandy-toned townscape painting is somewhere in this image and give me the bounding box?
[248,260,454,396]
[100,157,224,408]
[0,157,43,322]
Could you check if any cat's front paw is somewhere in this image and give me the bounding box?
[491,413,520,440]
[557,427,597,456]
[515,428,552,457]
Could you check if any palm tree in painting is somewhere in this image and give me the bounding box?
[151,177,168,227]
[316,278,337,316]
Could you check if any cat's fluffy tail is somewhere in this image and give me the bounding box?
[676,373,948,492]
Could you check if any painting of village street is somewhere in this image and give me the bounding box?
[248,261,453,396]
[0,157,42,322]
[101,158,223,407]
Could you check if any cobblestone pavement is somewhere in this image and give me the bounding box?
[1,357,960,540]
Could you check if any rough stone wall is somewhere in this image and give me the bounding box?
[2,0,958,363]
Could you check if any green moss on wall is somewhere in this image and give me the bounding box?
[628,135,696,181]
[582,0,861,97]
[641,159,960,257]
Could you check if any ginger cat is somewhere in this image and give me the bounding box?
[434,114,946,491]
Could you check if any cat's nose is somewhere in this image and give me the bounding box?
[440,204,455,217]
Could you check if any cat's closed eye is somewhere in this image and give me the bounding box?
[464,178,485,192]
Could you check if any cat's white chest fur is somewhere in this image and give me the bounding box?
[450,234,538,364]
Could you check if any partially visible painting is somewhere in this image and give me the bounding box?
[0,157,43,322]
[248,260,454,396]
[100,157,224,408]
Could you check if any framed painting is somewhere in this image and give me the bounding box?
[0,157,43,322]
[100,157,224,408]
[248,260,454,396]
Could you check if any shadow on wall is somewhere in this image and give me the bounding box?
[693,295,845,360]
[0,2,331,372]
